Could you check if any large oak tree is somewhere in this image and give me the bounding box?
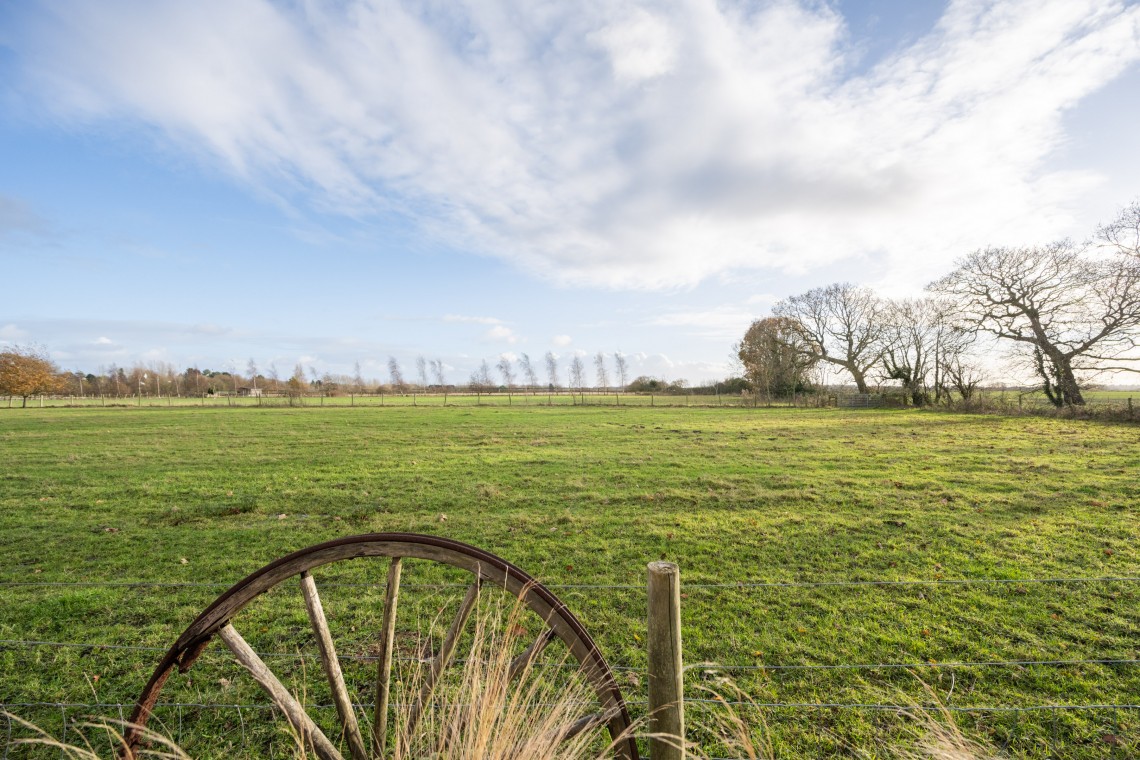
[772,283,890,393]
[930,241,1140,406]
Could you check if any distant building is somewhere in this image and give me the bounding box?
[237,387,263,397]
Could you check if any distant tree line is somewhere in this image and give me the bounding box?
[735,201,1140,407]
[1,347,693,401]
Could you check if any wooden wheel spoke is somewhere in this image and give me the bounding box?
[300,572,369,760]
[373,557,402,758]
[403,581,481,740]
[508,627,558,683]
[218,623,345,760]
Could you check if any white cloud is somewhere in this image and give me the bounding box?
[94,336,113,345]
[0,324,28,341]
[552,334,573,347]
[590,8,678,85]
[9,0,1140,289]
[484,325,518,343]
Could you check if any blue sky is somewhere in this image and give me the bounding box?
[2,0,1139,385]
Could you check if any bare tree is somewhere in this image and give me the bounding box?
[930,241,1140,406]
[942,347,984,402]
[1098,200,1140,258]
[496,355,515,388]
[594,352,609,392]
[569,355,586,398]
[544,351,559,389]
[353,361,365,393]
[773,283,891,393]
[430,358,448,403]
[268,363,280,392]
[613,352,629,391]
[415,356,428,390]
[387,356,406,391]
[246,358,258,390]
[470,359,494,400]
[518,353,539,392]
[880,298,973,406]
[289,363,306,392]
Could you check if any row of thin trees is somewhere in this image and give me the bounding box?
[40,350,645,399]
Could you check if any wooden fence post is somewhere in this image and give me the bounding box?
[648,561,684,760]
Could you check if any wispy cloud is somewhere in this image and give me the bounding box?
[0,194,57,245]
[442,314,504,325]
[646,305,757,340]
[7,1,1140,288]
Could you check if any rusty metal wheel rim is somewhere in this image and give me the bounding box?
[124,533,638,759]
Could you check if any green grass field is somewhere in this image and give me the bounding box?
[1,406,1137,758]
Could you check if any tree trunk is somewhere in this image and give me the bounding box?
[1056,357,1085,406]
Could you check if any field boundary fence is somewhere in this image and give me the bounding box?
[3,572,1138,757]
[6,388,1137,421]
[2,389,841,410]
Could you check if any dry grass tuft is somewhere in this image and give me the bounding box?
[389,594,622,760]
[1,711,191,760]
[891,705,1005,760]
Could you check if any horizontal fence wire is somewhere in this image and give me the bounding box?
[0,639,644,671]
[6,639,1139,674]
[682,698,1140,712]
[6,699,1137,714]
[688,658,1140,672]
[3,575,1139,590]
[1,700,637,711]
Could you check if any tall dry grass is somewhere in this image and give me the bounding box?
[387,596,624,760]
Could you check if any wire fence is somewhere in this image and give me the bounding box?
[4,574,1139,590]
[3,699,1136,759]
[3,574,1137,757]
[1,390,780,411]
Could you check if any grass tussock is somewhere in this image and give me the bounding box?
[893,709,1004,760]
[1,711,191,759]
[389,597,623,760]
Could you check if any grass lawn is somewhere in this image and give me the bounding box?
[1,406,1137,758]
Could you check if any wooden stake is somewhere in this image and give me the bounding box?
[648,561,684,760]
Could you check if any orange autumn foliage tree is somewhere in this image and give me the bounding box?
[0,345,60,407]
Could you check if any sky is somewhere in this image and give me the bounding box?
[2,0,1139,386]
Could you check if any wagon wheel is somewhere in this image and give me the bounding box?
[123,533,639,760]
